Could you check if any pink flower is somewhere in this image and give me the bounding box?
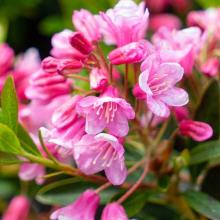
[74,133,127,185]
[2,195,30,220]
[77,86,135,137]
[51,29,86,60]
[51,189,100,220]
[200,57,220,77]
[90,67,108,92]
[73,9,101,42]
[98,0,149,46]
[41,95,86,149]
[149,14,181,32]
[133,83,146,100]
[25,69,72,104]
[152,27,201,75]
[0,43,14,75]
[108,40,154,65]
[139,53,188,117]
[19,163,45,185]
[13,48,41,101]
[179,120,213,142]
[101,202,128,220]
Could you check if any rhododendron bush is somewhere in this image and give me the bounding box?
[1,0,220,219]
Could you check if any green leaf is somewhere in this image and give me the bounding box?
[190,140,220,165]
[17,123,41,156]
[1,76,18,133]
[0,123,22,154]
[196,0,220,8]
[194,80,220,140]
[184,190,220,220]
[36,178,118,205]
[0,152,22,165]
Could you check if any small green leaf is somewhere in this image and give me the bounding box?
[1,76,18,133]
[0,152,22,165]
[184,190,220,220]
[190,140,220,165]
[0,123,22,154]
[17,123,41,156]
[196,0,220,8]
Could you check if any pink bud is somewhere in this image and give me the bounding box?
[133,83,146,100]
[69,32,93,55]
[2,195,30,220]
[101,202,128,220]
[73,9,101,42]
[51,189,100,220]
[173,106,189,122]
[179,120,213,142]
[41,56,59,73]
[90,68,108,92]
[57,58,83,75]
[145,0,169,13]
[201,57,220,77]
[149,14,182,32]
[109,40,154,65]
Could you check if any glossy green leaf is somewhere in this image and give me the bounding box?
[17,123,41,156]
[0,123,22,154]
[1,76,18,133]
[190,140,220,165]
[184,190,220,220]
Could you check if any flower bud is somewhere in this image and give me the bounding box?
[41,56,59,73]
[179,120,213,142]
[201,57,220,77]
[69,32,93,55]
[101,202,128,220]
[108,40,153,65]
[2,195,30,220]
[133,83,146,100]
[57,58,83,75]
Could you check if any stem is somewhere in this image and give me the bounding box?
[117,159,149,204]
[153,120,169,147]
[68,74,90,82]
[42,171,65,179]
[109,63,113,83]
[124,64,129,99]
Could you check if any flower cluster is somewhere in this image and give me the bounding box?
[1,0,219,219]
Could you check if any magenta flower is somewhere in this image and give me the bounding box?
[25,69,72,104]
[50,189,100,220]
[98,0,149,46]
[73,9,101,42]
[90,67,108,92]
[109,40,154,65]
[2,195,30,220]
[179,120,213,142]
[74,133,127,185]
[19,163,45,185]
[77,86,135,137]
[152,27,201,75]
[41,95,86,149]
[101,202,128,220]
[139,53,188,117]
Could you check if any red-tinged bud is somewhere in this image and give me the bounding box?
[201,57,220,77]
[58,59,83,75]
[108,40,154,65]
[179,120,213,142]
[90,68,108,92]
[69,32,93,55]
[41,56,59,73]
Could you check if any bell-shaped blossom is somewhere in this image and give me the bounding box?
[2,195,30,220]
[200,57,220,77]
[98,0,149,46]
[77,86,135,137]
[152,27,201,75]
[41,95,86,149]
[187,8,220,39]
[139,53,188,117]
[0,43,14,75]
[25,69,72,104]
[90,67,108,92]
[51,29,86,60]
[108,40,154,65]
[73,9,101,43]
[149,14,181,32]
[101,202,128,220]
[74,133,127,185]
[179,120,213,142]
[51,189,100,220]
[19,163,45,185]
[13,48,41,101]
